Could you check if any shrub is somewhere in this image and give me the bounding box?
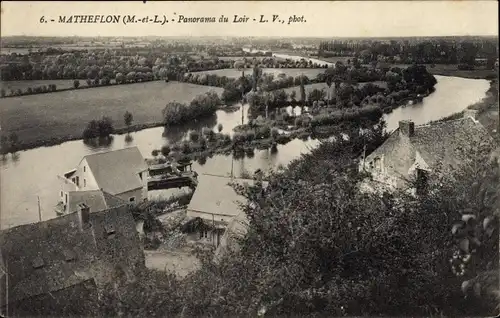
[160,145,170,157]
[189,131,200,142]
[270,128,280,139]
[82,117,114,139]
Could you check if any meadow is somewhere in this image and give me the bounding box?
[299,55,354,64]
[217,56,286,62]
[283,81,388,100]
[190,68,326,79]
[0,79,82,91]
[0,81,223,145]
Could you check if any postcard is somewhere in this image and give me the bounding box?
[0,1,498,317]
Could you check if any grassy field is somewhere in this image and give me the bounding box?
[191,68,326,79]
[310,56,355,64]
[391,64,498,79]
[283,81,388,100]
[0,79,84,91]
[0,81,223,145]
[217,56,286,62]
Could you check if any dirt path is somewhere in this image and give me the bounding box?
[144,247,200,278]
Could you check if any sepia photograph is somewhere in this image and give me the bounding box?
[0,0,499,317]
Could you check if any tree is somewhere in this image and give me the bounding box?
[160,145,170,158]
[82,117,114,140]
[8,132,18,150]
[0,135,9,154]
[217,123,223,133]
[299,75,306,107]
[124,111,133,131]
[151,149,159,158]
[252,65,263,91]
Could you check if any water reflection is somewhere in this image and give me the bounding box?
[0,75,490,229]
[83,136,115,150]
[125,134,134,144]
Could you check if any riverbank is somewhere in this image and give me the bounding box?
[426,64,498,80]
[0,81,224,152]
[429,79,498,141]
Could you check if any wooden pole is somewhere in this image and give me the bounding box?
[37,196,42,222]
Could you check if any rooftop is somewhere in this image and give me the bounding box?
[0,204,142,307]
[187,174,268,218]
[366,116,495,170]
[67,189,127,214]
[81,147,148,195]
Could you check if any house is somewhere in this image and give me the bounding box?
[58,147,149,212]
[55,189,128,215]
[183,174,268,247]
[359,109,495,193]
[0,203,145,317]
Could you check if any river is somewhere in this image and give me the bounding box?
[0,75,490,229]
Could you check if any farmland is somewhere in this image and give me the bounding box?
[0,81,223,145]
[190,68,326,79]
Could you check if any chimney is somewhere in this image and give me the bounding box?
[399,120,415,137]
[77,203,90,231]
[464,109,478,120]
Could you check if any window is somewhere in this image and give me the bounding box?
[200,230,209,239]
[129,197,135,203]
[416,169,429,195]
[65,193,68,204]
[32,256,45,269]
[139,172,142,181]
[76,176,80,187]
[83,166,86,172]
[60,191,63,198]
[105,224,116,239]
[63,249,76,262]
[83,179,86,187]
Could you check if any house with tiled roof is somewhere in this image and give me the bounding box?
[57,147,149,213]
[359,109,496,194]
[183,174,268,247]
[55,189,127,216]
[0,203,145,317]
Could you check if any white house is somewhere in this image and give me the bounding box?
[57,147,149,213]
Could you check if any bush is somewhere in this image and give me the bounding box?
[82,117,114,139]
[270,128,280,139]
[189,131,200,142]
[160,145,170,157]
[163,91,221,126]
[73,80,80,89]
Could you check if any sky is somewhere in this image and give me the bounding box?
[1,1,498,38]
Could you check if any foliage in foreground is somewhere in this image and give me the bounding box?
[102,124,498,317]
